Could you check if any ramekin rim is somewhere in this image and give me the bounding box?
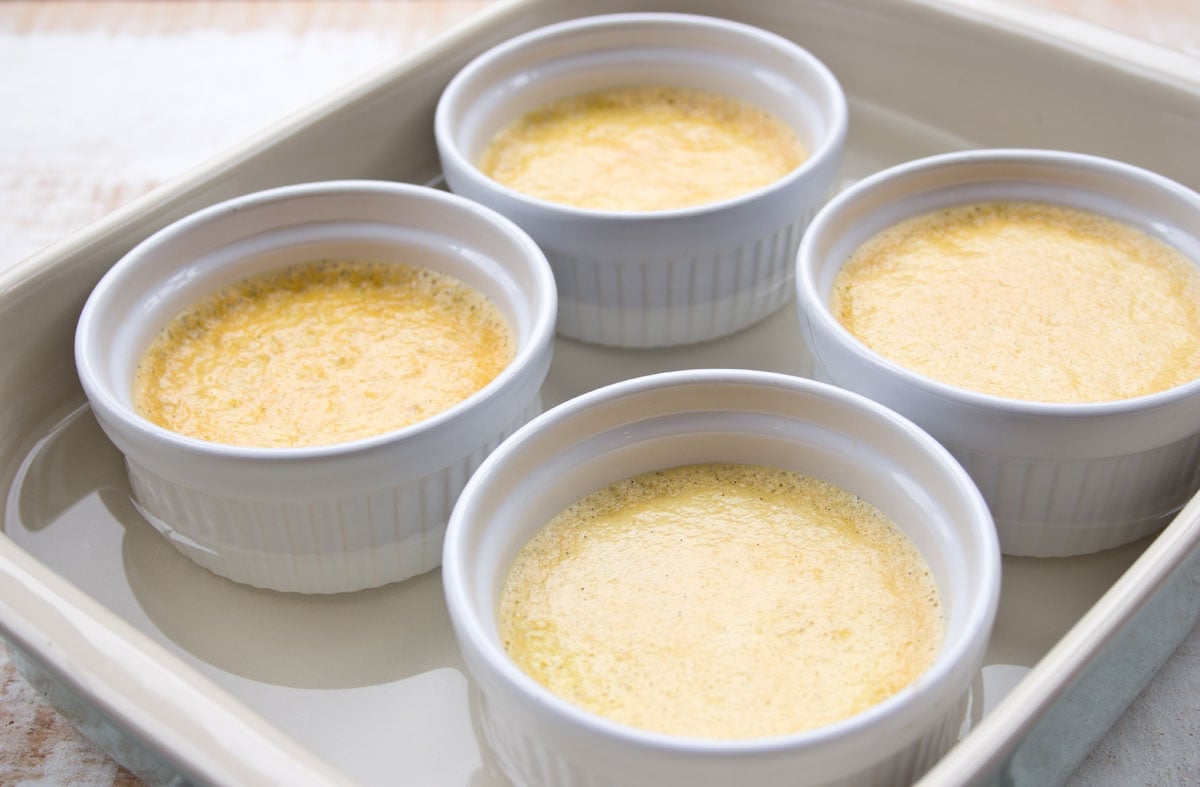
[796,147,1200,417]
[442,368,1001,756]
[74,179,558,461]
[433,11,849,222]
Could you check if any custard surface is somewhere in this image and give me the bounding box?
[479,85,805,211]
[831,201,1200,403]
[500,463,943,739]
[134,260,514,448]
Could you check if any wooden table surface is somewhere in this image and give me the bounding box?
[1,1,1198,784]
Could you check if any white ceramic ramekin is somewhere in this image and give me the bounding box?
[435,13,847,348]
[75,180,556,594]
[443,369,1000,787]
[796,149,1200,557]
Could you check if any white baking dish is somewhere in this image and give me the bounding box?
[1,0,1198,784]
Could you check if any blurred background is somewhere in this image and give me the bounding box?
[1,1,1197,784]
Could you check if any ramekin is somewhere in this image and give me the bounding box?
[75,180,556,594]
[435,13,847,348]
[796,148,1200,557]
[443,369,1000,787]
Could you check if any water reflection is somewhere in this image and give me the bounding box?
[13,404,468,689]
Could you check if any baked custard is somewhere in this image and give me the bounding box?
[134,259,514,448]
[500,463,943,739]
[478,85,805,211]
[831,201,1200,403]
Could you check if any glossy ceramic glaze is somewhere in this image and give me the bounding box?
[443,369,1001,787]
[796,149,1200,556]
[435,12,846,348]
[74,180,557,593]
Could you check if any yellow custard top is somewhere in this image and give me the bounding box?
[134,259,514,448]
[500,463,943,740]
[478,85,806,211]
[831,201,1200,403]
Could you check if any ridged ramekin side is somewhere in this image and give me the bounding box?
[475,680,970,787]
[553,210,810,348]
[951,434,1200,556]
[124,397,541,594]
